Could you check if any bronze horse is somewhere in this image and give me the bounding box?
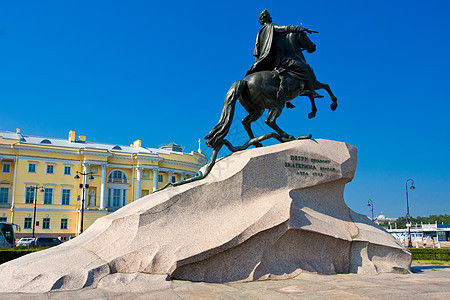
[205,30,337,149]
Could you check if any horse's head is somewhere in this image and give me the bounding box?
[299,31,316,53]
[286,31,316,53]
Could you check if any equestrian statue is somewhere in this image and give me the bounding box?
[158,10,338,191]
[205,10,337,150]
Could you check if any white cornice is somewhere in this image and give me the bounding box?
[82,160,108,166]
[135,164,159,170]
[13,145,78,156]
[133,154,163,163]
[13,207,78,213]
[107,164,133,169]
[80,149,112,159]
[7,145,111,159]
[0,154,16,160]
[2,144,204,171]
[18,156,79,164]
[162,159,204,170]
[109,154,133,161]
[0,145,15,151]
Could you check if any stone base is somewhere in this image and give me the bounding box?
[0,139,411,293]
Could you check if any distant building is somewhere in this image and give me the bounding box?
[0,129,207,240]
[374,212,397,224]
[387,223,450,243]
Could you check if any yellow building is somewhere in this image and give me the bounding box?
[0,129,207,240]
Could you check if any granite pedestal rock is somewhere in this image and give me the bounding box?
[0,139,411,293]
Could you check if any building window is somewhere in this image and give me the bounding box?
[24,217,32,229]
[0,187,9,203]
[43,188,53,204]
[46,164,54,174]
[158,174,164,182]
[61,189,71,205]
[28,163,36,173]
[107,188,127,209]
[64,166,71,175]
[60,218,68,230]
[2,164,10,173]
[25,187,35,204]
[171,175,176,183]
[0,217,7,222]
[108,170,128,183]
[42,218,50,229]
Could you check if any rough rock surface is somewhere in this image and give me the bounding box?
[0,139,411,293]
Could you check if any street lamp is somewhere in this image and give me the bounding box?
[367,199,374,222]
[74,171,95,235]
[32,185,45,239]
[406,178,415,247]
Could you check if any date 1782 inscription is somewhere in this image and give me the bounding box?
[285,155,337,177]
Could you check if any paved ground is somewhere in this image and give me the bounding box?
[1,265,449,299]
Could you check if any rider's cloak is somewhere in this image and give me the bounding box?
[246,23,275,76]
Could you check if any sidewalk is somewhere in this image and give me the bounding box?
[1,265,449,299]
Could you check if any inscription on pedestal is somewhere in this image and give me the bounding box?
[285,155,337,177]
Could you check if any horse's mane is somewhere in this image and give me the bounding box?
[284,31,311,53]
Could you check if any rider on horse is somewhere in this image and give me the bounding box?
[246,10,323,100]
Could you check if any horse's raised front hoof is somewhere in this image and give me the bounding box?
[331,102,338,111]
[308,111,316,119]
[281,135,295,142]
[254,142,263,148]
[297,134,313,140]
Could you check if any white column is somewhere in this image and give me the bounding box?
[100,164,107,210]
[180,173,186,181]
[135,166,142,200]
[123,189,127,207]
[168,171,173,184]
[82,162,90,209]
[152,168,159,192]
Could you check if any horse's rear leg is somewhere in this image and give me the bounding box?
[242,110,264,147]
[314,80,338,111]
[265,108,294,142]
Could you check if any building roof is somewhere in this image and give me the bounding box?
[160,142,184,152]
[0,130,196,156]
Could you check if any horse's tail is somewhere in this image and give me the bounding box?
[204,80,246,148]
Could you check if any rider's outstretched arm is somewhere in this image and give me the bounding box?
[273,24,317,34]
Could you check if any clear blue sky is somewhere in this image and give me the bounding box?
[1,0,449,219]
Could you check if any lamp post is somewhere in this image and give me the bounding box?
[74,171,95,235]
[406,178,415,247]
[367,199,374,221]
[32,185,44,239]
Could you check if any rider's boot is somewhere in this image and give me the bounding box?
[306,79,324,98]
[277,74,287,102]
